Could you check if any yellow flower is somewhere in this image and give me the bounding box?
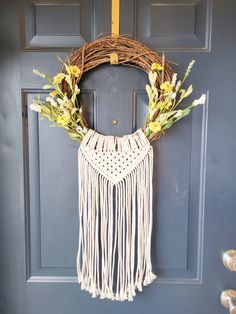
[165,100,172,109]
[149,121,162,133]
[50,90,58,97]
[160,81,173,93]
[69,65,81,77]
[57,114,70,126]
[53,73,65,84]
[151,63,164,71]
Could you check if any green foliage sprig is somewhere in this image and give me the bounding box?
[144,60,206,141]
[30,58,205,142]
[30,59,88,142]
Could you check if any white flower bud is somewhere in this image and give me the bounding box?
[33,69,46,78]
[46,97,57,107]
[193,94,206,106]
[30,103,42,112]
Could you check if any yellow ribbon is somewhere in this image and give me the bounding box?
[111,0,120,36]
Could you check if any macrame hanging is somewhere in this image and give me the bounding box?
[77,129,156,301]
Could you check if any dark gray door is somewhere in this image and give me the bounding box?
[1,0,236,313]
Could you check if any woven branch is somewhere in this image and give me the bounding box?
[61,35,174,142]
[62,35,173,88]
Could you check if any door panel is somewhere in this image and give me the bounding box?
[120,0,212,51]
[1,1,236,314]
[20,0,110,50]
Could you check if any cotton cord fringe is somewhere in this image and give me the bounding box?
[77,129,156,301]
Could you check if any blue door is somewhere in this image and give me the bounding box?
[0,0,236,313]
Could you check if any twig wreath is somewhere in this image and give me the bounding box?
[30,35,206,142]
[30,35,206,301]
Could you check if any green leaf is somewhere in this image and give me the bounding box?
[148,71,157,88]
[68,132,79,137]
[173,108,191,122]
[71,108,78,115]
[60,61,71,76]
[65,75,73,91]
[182,84,193,99]
[162,121,173,130]
[145,84,152,98]
[45,74,52,84]
[43,84,53,89]
[158,111,176,123]
[57,98,65,106]
[68,132,80,141]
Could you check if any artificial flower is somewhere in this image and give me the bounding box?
[160,81,173,93]
[193,94,206,106]
[164,100,172,109]
[30,103,42,112]
[69,65,81,77]
[43,84,53,89]
[148,71,158,88]
[53,73,65,84]
[151,63,164,71]
[186,60,195,76]
[149,121,162,133]
[57,114,70,126]
[182,60,196,83]
[46,96,57,107]
[33,69,46,78]
[50,90,58,97]
[171,73,177,86]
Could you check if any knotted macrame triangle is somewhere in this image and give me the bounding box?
[77,129,156,301]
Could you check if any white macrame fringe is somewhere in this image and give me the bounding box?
[77,129,156,301]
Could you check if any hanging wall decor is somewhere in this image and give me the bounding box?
[30,35,206,301]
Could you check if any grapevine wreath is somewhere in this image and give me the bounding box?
[30,35,206,301]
